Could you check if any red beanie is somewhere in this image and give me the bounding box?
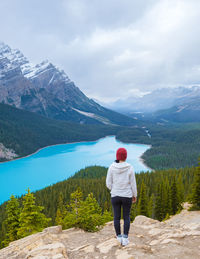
[116,148,127,161]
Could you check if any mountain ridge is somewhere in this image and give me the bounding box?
[106,86,200,114]
[148,96,200,123]
[0,102,120,162]
[0,42,136,126]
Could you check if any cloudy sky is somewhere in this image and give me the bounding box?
[1,0,200,102]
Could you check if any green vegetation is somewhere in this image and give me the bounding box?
[0,165,197,248]
[63,189,109,232]
[0,104,199,247]
[1,189,50,246]
[170,177,180,215]
[1,103,200,170]
[190,162,200,210]
[116,124,200,169]
[55,193,66,226]
[17,189,51,239]
[0,103,119,161]
[1,195,20,247]
[137,181,149,217]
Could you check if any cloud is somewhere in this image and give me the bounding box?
[1,0,200,102]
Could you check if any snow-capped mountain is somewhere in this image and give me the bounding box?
[0,42,136,126]
[148,96,200,123]
[115,86,200,124]
[107,86,200,113]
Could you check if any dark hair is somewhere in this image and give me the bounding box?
[115,159,119,163]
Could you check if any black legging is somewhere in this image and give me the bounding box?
[111,196,132,236]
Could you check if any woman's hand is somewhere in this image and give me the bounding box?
[132,196,137,203]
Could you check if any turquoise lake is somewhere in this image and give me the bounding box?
[0,136,151,204]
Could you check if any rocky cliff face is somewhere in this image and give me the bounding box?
[0,42,136,126]
[0,203,199,259]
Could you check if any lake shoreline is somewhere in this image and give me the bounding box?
[0,135,152,171]
[139,149,153,172]
[0,136,152,204]
[0,135,114,164]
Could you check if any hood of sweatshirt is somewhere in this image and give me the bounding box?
[110,162,131,173]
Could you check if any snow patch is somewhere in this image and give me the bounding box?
[176,105,187,113]
[0,42,72,84]
[145,129,151,138]
[21,60,53,79]
[21,61,71,83]
[72,108,113,125]
[48,74,55,85]
[0,43,28,66]
[72,108,96,118]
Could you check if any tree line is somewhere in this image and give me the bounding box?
[116,124,200,169]
[2,102,200,170]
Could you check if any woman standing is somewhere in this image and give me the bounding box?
[106,147,137,246]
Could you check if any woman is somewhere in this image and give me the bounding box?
[106,147,137,246]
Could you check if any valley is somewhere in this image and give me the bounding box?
[1,42,200,172]
[1,2,200,258]
[0,43,200,243]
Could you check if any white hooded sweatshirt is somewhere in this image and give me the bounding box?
[106,162,137,198]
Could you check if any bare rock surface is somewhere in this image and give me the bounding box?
[0,203,200,259]
[0,143,18,160]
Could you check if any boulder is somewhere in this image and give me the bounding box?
[0,204,200,259]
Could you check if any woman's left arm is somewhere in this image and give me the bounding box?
[106,166,113,190]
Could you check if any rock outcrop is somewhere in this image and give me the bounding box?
[0,204,200,259]
[0,143,18,160]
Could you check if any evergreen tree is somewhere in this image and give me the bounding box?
[2,195,20,246]
[63,188,83,229]
[55,192,66,226]
[130,205,137,222]
[17,189,51,238]
[190,162,200,210]
[170,177,179,215]
[161,179,169,218]
[102,210,113,224]
[1,165,197,245]
[177,174,184,205]
[155,184,162,221]
[148,194,154,218]
[55,209,62,226]
[165,178,171,215]
[63,190,106,232]
[78,193,104,232]
[69,187,83,217]
[103,201,110,212]
[138,181,149,217]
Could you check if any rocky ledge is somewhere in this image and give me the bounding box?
[0,143,18,161]
[0,203,200,259]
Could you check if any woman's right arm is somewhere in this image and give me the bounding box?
[132,196,137,203]
[130,166,137,198]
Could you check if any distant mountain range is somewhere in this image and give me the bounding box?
[0,42,136,126]
[106,86,200,112]
[105,86,200,123]
[146,96,200,123]
[1,42,200,128]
